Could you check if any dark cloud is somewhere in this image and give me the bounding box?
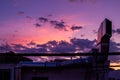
[116,29,120,34]
[37,47,48,53]
[50,20,58,25]
[37,44,47,48]
[50,20,68,31]
[11,43,47,53]
[112,29,116,34]
[0,38,97,53]
[12,44,27,50]
[46,40,58,48]
[49,41,76,53]
[71,25,83,31]
[47,40,57,46]
[36,17,83,31]
[0,38,119,54]
[112,28,120,34]
[35,23,41,27]
[26,38,96,53]
[11,43,34,53]
[70,38,96,50]
[27,41,36,46]
[1,39,120,62]
[0,44,12,53]
[38,17,48,23]
[55,21,66,30]
[110,41,120,52]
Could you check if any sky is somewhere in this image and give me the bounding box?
[1,0,120,70]
[0,0,120,53]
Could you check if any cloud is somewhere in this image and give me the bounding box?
[70,38,96,51]
[37,40,74,53]
[17,12,33,23]
[50,20,58,25]
[35,17,83,31]
[0,38,95,53]
[11,43,47,53]
[49,41,76,53]
[1,38,120,54]
[12,38,96,53]
[46,40,58,48]
[50,20,68,31]
[12,44,27,50]
[27,41,36,46]
[112,29,116,33]
[71,25,83,31]
[110,41,120,52]
[37,44,47,48]
[0,44,12,53]
[35,23,41,27]
[36,17,69,31]
[38,17,48,23]
[1,38,120,62]
[112,28,120,34]
[116,29,120,34]
[17,12,33,20]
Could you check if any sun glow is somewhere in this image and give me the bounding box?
[110,63,120,70]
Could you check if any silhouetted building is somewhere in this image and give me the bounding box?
[0,57,110,80]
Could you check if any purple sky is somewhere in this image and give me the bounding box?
[0,0,120,53]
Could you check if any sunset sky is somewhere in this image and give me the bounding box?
[0,0,120,53]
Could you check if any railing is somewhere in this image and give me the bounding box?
[0,52,120,69]
[0,52,120,56]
